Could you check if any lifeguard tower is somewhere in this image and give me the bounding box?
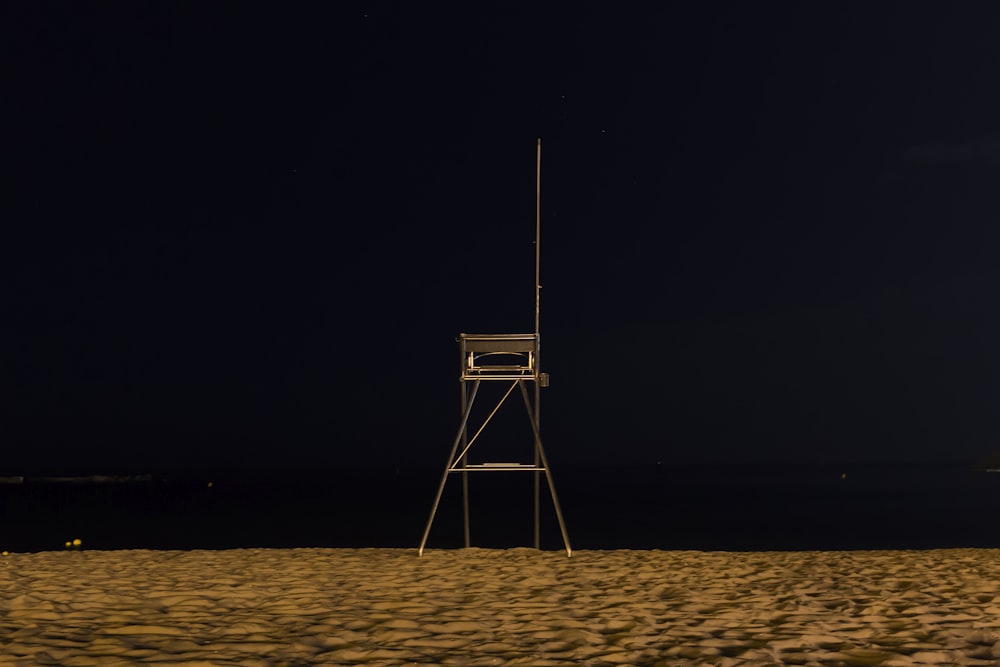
[418,140,572,556]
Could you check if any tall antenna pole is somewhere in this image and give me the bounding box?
[533,137,542,548]
[535,138,541,335]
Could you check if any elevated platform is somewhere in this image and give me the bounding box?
[460,333,548,384]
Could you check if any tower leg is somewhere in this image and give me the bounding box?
[461,380,471,548]
[419,380,480,556]
[518,381,572,557]
[533,381,541,549]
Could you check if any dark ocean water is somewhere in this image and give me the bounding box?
[1,463,999,553]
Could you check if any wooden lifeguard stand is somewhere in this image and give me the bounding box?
[418,140,572,556]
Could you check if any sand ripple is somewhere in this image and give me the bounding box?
[1,548,999,665]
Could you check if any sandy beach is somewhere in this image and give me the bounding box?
[1,547,998,666]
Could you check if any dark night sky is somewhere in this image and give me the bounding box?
[5,3,1000,474]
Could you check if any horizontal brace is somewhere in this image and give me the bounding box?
[448,466,546,472]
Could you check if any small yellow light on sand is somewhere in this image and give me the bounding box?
[73,538,82,548]
[841,472,847,480]
[2,551,8,556]
[64,541,72,549]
